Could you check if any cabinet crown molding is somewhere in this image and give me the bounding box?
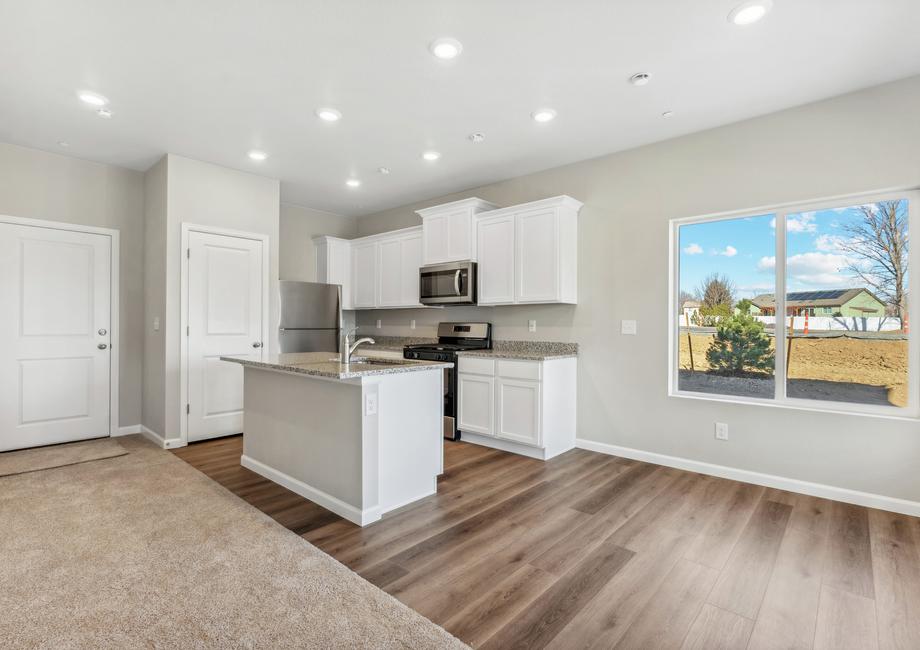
[415,197,501,218]
[473,195,583,220]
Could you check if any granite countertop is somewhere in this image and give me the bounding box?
[459,341,578,361]
[221,352,452,380]
[347,335,579,361]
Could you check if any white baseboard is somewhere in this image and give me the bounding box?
[241,454,379,526]
[138,425,166,448]
[114,424,141,437]
[576,438,920,518]
[163,437,186,449]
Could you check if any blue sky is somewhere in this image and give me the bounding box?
[678,204,897,301]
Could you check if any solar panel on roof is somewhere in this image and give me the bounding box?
[786,289,849,301]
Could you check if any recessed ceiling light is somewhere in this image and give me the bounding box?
[248,150,268,161]
[422,151,441,161]
[345,178,361,188]
[531,108,557,123]
[728,0,773,25]
[429,37,463,60]
[315,107,342,122]
[469,132,485,143]
[662,111,674,118]
[96,108,113,119]
[377,167,391,175]
[78,91,108,107]
[629,73,651,86]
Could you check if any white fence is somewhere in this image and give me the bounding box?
[754,316,902,332]
[679,315,903,332]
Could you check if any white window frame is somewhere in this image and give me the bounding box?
[669,188,920,420]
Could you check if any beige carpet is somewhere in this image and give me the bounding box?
[0,437,128,477]
[0,436,467,649]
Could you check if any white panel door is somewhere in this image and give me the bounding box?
[377,238,402,307]
[516,208,558,303]
[187,231,264,442]
[400,233,423,306]
[0,223,112,451]
[458,373,493,435]
[495,377,541,446]
[477,215,515,305]
[352,241,378,308]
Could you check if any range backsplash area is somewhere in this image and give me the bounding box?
[354,303,579,344]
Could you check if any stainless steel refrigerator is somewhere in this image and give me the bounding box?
[278,281,341,353]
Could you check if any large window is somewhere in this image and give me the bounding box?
[672,191,918,416]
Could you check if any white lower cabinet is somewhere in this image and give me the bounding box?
[457,373,493,435]
[457,355,576,460]
[495,378,541,446]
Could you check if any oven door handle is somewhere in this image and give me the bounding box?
[454,269,462,296]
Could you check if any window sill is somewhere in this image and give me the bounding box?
[669,389,920,422]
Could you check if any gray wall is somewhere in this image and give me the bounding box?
[0,142,145,427]
[142,156,168,435]
[355,75,920,503]
[280,203,356,281]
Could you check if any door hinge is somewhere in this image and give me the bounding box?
[186,404,190,415]
[187,248,190,259]
[186,325,190,336]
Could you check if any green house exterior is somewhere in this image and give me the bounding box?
[750,288,886,317]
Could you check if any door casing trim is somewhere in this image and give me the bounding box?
[180,223,270,445]
[0,214,120,437]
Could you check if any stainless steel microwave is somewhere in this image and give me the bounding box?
[419,261,477,305]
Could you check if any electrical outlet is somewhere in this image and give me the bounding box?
[621,320,637,335]
[376,319,382,329]
[153,317,160,332]
[528,320,536,332]
[715,422,729,441]
[365,393,378,416]
[410,319,416,330]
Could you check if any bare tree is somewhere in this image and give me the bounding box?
[838,200,908,320]
[697,273,735,311]
[678,290,697,307]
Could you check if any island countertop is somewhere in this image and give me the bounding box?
[221,351,453,380]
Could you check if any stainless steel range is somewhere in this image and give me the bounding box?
[403,322,492,440]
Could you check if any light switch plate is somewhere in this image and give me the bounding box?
[621,320,637,335]
[410,319,416,330]
[153,317,160,332]
[715,422,728,440]
[376,319,382,329]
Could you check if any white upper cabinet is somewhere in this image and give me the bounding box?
[476,214,515,305]
[476,195,581,306]
[351,240,378,309]
[313,236,353,309]
[377,228,423,308]
[417,197,500,265]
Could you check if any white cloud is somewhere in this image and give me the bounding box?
[769,213,817,233]
[711,245,737,257]
[758,256,775,271]
[815,233,849,253]
[786,252,850,287]
[682,243,703,255]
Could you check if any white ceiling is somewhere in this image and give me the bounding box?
[1,0,919,217]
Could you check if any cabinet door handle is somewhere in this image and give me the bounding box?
[97,343,108,350]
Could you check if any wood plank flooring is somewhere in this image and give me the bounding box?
[173,435,920,649]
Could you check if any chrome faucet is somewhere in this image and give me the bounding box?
[340,327,375,364]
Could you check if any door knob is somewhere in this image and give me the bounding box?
[252,342,263,348]
[97,343,108,350]
[98,328,107,336]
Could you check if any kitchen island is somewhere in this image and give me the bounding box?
[221,352,452,526]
